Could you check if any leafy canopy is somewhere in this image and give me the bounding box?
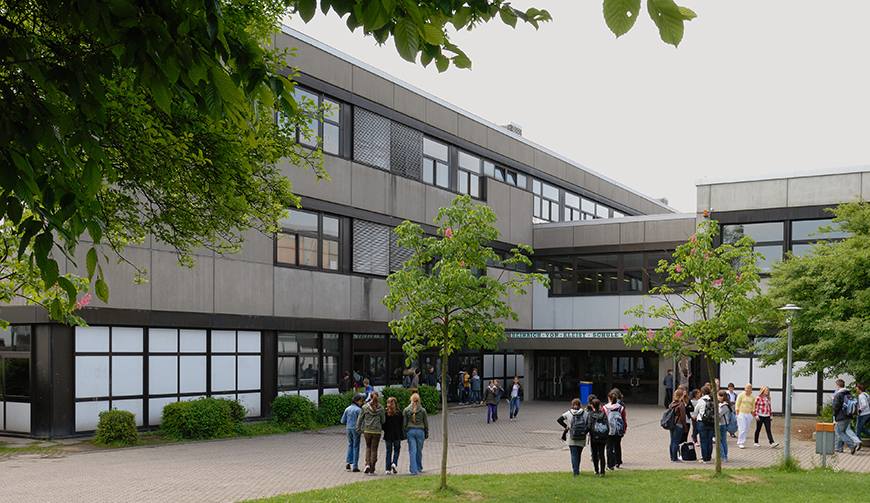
[603,0,697,47]
[761,201,870,384]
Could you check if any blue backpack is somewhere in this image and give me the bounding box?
[842,393,859,419]
[607,405,625,436]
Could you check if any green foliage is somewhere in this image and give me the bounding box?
[381,386,412,411]
[417,385,441,414]
[270,394,317,431]
[316,394,352,426]
[94,408,138,446]
[290,1,551,72]
[763,201,870,384]
[603,0,696,47]
[817,404,834,423]
[160,397,246,440]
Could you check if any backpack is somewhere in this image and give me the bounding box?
[726,405,738,434]
[700,398,715,426]
[591,412,609,442]
[403,374,412,388]
[607,405,625,436]
[842,393,859,418]
[569,410,589,440]
[464,373,470,386]
[661,405,676,430]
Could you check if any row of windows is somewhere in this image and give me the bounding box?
[281,85,630,224]
[536,252,677,296]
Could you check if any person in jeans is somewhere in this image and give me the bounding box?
[602,389,626,469]
[403,392,429,475]
[663,369,674,408]
[340,394,364,472]
[356,391,385,475]
[470,368,482,404]
[753,385,778,447]
[855,382,870,441]
[694,385,714,463]
[717,390,731,461]
[586,398,609,477]
[669,389,688,462]
[382,397,403,474]
[735,383,755,448]
[557,398,587,476]
[832,379,860,454]
[509,376,522,420]
[482,379,499,423]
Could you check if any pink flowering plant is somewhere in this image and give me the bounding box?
[622,219,772,473]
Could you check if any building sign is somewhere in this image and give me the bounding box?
[509,331,624,339]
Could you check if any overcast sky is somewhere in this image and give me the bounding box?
[283,2,870,213]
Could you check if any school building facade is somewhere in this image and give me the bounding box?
[0,27,864,437]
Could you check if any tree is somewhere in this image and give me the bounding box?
[623,219,771,473]
[603,0,697,47]
[382,195,548,489]
[1,0,324,327]
[761,201,870,385]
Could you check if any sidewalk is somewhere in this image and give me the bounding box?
[1,401,867,502]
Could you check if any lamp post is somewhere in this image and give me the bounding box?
[779,303,802,463]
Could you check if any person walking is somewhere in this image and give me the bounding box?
[492,379,504,421]
[356,391,386,475]
[340,394,364,472]
[586,398,609,477]
[470,369,482,404]
[403,392,429,475]
[694,386,714,463]
[382,397,404,475]
[557,398,588,476]
[735,383,755,449]
[509,376,523,421]
[726,383,738,438]
[753,385,778,448]
[482,379,499,423]
[602,390,626,470]
[832,379,860,454]
[426,366,438,388]
[688,389,700,445]
[339,371,354,395]
[856,383,870,441]
[717,390,731,461]
[663,369,674,408]
[668,389,688,462]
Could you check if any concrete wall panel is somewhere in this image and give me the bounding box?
[389,175,427,223]
[393,86,427,123]
[486,128,512,158]
[424,185,456,226]
[509,138,534,167]
[352,68,394,109]
[68,247,152,311]
[273,267,314,317]
[572,296,621,330]
[310,272,352,320]
[231,229,274,266]
[709,179,787,212]
[287,156,352,208]
[573,223,620,247]
[425,102,458,136]
[281,37,353,91]
[619,221,645,244]
[214,259,273,316]
[350,162,390,215]
[565,165,586,190]
[644,217,695,243]
[534,151,566,181]
[531,283,557,330]
[787,174,862,207]
[510,188,534,246]
[696,184,711,213]
[487,181,513,243]
[151,251,213,313]
[533,227,573,250]
[457,116,488,149]
[349,275,392,322]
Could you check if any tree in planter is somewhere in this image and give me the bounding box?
[623,219,772,473]
[383,194,548,489]
[760,201,870,385]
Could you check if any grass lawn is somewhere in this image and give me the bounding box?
[246,468,865,503]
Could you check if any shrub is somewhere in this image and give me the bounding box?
[94,408,138,446]
[818,403,834,423]
[317,393,352,426]
[417,384,441,415]
[161,397,245,440]
[380,386,412,411]
[271,394,317,431]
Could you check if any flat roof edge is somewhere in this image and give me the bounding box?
[696,164,870,186]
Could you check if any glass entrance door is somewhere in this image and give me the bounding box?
[536,355,580,401]
[610,353,659,404]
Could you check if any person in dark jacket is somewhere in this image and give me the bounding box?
[586,398,608,477]
[356,391,386,475]
[382,396,404,474]
[426,366,438,387]
[338,371,353,395]
[482,380,499,423]
[669,389,688,462]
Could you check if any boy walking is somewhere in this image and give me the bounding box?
[340,394,364,472]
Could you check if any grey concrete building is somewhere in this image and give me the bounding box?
[0,27,865,437]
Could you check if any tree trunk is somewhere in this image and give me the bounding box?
[706,356,722,474]
[440,326,449,489]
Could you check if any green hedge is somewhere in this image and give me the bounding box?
[316,393,352,426]
[271,394,317,431]
[161,397,246,440]
[94,408,138,446]
[381,385,440,415]
[417,384,441,414]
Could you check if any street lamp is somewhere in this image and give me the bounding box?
[778,303,802,463]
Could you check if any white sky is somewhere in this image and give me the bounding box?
[283,2,870,213]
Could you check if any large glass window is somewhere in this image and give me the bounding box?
[533,179,560,223]
[534,258,574,295]
[423,138,450,189]
[458,151,482,198]
[790,218,850,258]
[576,255,618,294]
[280,87,342,155]
[722,222,784,274]
[353,334,387,385]
[277,209,340,270]
[483,161,527,190]
[564,192,583,222]
[277,332,337,389]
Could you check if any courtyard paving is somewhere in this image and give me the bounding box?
[1,401,867,502]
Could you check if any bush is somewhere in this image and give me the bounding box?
[818,403,834,423]
[380,386,412,411]
[317,393,352,426]
[381,385,439,415]
[271,394,317,431]
[161,397,246,440]
[417,384,441,414]
[94,408,138,446]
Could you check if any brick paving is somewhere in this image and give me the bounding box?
[1,402,868,502]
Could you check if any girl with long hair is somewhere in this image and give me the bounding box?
[402,392,429,476]
[356,391,386,475]
[382,396,404,474]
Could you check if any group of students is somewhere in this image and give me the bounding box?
[557,389,627,477]
[339,391,430,476]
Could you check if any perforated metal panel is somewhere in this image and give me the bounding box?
[352,220,390,276]
[353,108,390,170]
[390,230,414,272]
[390,122,422,179]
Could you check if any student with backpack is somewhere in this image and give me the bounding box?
[667,389,688,462]
[753,385,778,448]
[602,389,626,470]
[855,383,870,441]
[586,398,609,477]
[717,390,732,462]
[557,398,588,476]
[694,385,715,463]
[470,369,482,404]
[832,379,860,454]
[340,394,365,472]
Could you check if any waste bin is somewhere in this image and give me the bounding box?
[815,423,835,454]
[579,381,593,404]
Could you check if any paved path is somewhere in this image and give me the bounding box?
[1,402,868,502]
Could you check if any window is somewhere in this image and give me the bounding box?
[722,222,784,273]
[534,258,573,295]
[535,251,680,296]
[423,137,450,189]
[277,332,337,390]
[533,179,560,223]
[564,192,583,221]
[623,253,644,292]
[277,209,340,270]
[790,219,850,258]
[576,255,618,294]
[353,334,386,385]
[280,87,342,155]
[458,151,483,198]
[484,161,527,190]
